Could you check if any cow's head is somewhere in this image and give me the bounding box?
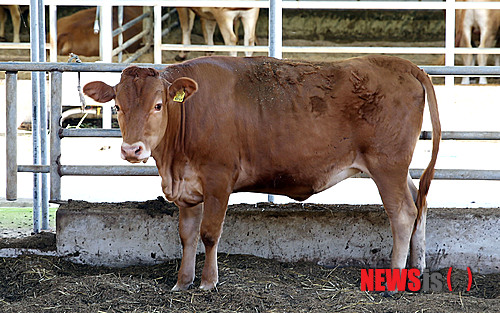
[83,66,198,163]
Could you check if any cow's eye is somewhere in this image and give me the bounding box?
[114,105,120,112]
[154,103,162,111]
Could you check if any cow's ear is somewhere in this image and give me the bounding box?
[169,77,198,103]
[83,81,116,103]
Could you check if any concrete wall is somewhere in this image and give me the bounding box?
[57,200,500,273]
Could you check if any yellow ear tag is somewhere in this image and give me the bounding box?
[173,90,186,102]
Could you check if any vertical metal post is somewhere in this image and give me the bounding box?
[267,0,282,203]
[100,5,113,63]
[118,6,123,63]
[269,0,282,59]
[100,5,113,129]
[445,0,455,87]
[30,0,41,233]
[49,5,57,63]
[6,72,17,201]
[38,0,49,230]
[50,71,62,202]
[154,5,162,64]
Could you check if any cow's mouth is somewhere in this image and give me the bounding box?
[124,157,149,164]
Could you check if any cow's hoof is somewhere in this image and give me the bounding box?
[199,280,217,291]
[171,282,192,291]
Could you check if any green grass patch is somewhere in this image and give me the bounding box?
[0,207,57,230]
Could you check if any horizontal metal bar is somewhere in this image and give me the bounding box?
[123,43,152,64]
[16,164,500,181]
[0,62,164,72]
[354,169,500,181]
[0,42,31,49]
[112,29,150,56]
[413,169,500,181]
[60,165,158,176]
[162,22,180,38]
[59,128,500,141]
[60,128,122,138]
[18,165,50,173]
[2,62,500,77]
[161,44,500,55]
[161,44,269,53]
[421,66,500,76]
[162,9,177,22]
[112,12,150,37]
[420,131,500,141]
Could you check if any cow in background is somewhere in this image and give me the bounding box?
[57,7,143,57]
[175,7,260,61]
[455,0,500,84]
[0,5,21,42]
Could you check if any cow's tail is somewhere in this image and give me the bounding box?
[413,67,441,227]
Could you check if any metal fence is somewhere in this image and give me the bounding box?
[3,62,500,232]
[3,0,500,232]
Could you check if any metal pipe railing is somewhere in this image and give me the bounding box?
[6,72,17,201]
[15,164,500,181]
[5,62,500,76]
[50,71,63,201]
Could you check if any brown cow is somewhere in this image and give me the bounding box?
[176,7,260,60]
[455,0,500,84]
[83,55,441,291]
[57,7,143,57]
[0,5,21,43]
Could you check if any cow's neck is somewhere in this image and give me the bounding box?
[152,101,188,201]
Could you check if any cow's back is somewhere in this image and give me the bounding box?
[163,56,426,200]
[57,7,143,57]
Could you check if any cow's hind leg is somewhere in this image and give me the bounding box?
[176,7,195,61]
[172,203,203,291]
[241,8,259,57]
[0,8,6,40]
[8,5,20,43]
[407,174,427,273]
[371,169,418,273]
[201,18,217,56]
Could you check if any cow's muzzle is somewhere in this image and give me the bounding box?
[121,141,150,163]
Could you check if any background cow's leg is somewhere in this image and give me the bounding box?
[0,8,6,40]
[201,18,216,56]
[176,7,195,61]
[477,19,497,84]
[199,192,230,290]
[8,5,20,43]
[407,174,427,272]
[460,11,474,84]
[241,9,259,57]
[215,15,238,57]
[172,203,203,291]
[372,170,417,274]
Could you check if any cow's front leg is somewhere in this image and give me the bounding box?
[172,203,203,291]
[199,193,230,290]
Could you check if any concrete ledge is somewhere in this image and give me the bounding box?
[56,200,500,273]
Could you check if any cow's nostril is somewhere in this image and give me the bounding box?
[135,146,143,155]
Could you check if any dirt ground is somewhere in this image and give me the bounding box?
[0,203,499,313]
